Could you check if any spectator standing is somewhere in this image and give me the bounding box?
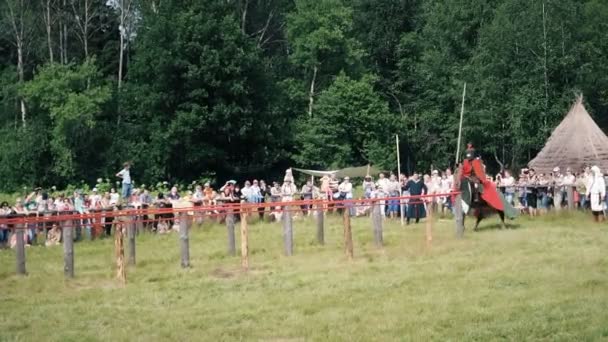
[362,175,375,199]
[281,175,298,202]
[587,165,606,222]
[376,173,390,217]
[116,162,132,203]
[301,180,314,215]
[90,188,102,209]
[501,170,516,206]
[562,168,576,207]
[109,188,120,206]
[338,177,354,216]
[386,174,400,218]
[552,167,564,210]
[404,173,427,225]
[167,186,180,201]
[270,182,282,202]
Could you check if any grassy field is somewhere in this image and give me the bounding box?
[0,213,607,341]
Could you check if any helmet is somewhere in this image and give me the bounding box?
[465,143,476,160]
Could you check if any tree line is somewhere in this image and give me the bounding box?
[1,0,607,190]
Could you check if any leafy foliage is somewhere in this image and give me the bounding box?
[1,0,608,190]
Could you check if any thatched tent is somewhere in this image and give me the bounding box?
[528,96,608,173]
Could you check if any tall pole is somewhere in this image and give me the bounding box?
[455,82,467,165]
[396,135,404,226]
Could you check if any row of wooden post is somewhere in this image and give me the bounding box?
[13,210,191,282]
[228,201,384,264]
[13,198,448,279]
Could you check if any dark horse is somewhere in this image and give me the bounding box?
[459,175,511,231]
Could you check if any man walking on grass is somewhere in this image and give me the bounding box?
[116,162,132,204]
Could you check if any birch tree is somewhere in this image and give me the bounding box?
[41,0,57,63]
[3,0,34,127]
[71,0,99,59]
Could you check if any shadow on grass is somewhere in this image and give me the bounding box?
[470,222,522,232]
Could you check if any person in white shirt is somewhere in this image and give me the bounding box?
[376,173,390,217]
[281,174,298,202]
[338,177,354,216]
[109,188,120,206]
[90,188,103,209]
[561,167,577,208]
[116,162,132,203]
[586,165,606,222]
[552,167,564,210]
[241,181,254,202]
[500,170,516,206]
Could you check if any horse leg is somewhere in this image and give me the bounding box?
[474,214,483,231]
[498,210,506,229]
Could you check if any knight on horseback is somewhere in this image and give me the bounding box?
[458,143,517,230]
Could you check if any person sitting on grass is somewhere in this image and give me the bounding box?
[45,224,61,247]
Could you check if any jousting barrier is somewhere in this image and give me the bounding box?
[1,191,464,283]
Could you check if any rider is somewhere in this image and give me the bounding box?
[459,143,516,218]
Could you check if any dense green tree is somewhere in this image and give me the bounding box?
[295,74,397,169]
[1,0,608,190]
[21,59,111,182]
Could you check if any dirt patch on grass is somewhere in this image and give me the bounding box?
[210,267,237,279]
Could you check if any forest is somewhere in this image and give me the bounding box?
[1,0,608,190]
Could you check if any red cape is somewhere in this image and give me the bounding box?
[462,159,504,211]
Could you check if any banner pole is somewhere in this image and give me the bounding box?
[396,135,404,226]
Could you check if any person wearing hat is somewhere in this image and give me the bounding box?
[586,165,606,222]
[281,173,297,202]
[90,188,102,209]
[363,175,375,199]
[458,143,516,218]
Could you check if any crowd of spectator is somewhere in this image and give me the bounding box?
[1,164,606,249]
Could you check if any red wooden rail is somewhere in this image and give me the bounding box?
[0,191,460,227]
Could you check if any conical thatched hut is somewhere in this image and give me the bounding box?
[528,96,608,174]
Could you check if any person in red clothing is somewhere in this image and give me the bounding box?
[459,143,517,220]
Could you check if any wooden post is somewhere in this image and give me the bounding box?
[454,193,465,238]
[226,212,236,256]
[62,211,74,278]
[454,166,465,238]
[343,206,354,260]
[372,201,383,247]
[426,202,433,247]
[240,211,249,270]
[114,223,126,284]
[283,207,293,256]
[179,211,190,268]
[127,212,136,266]
[566,186,575,210]
[315,201,324,245]
[15,215,26,275]
[136,206,144,235]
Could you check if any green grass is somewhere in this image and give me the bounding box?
[1,213,607,341]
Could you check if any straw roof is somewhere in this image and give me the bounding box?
[528,96,608,174]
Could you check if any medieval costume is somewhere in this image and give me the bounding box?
[586,166,606,221]
[404,175,427,224]
[459,144,517,219]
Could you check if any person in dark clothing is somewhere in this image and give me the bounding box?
[404,173,428,224]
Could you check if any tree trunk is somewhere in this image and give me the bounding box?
[542,1,549,131]
[308,66,317,118]
[241,0,249,34]
[45,0,54,63]
[17,42,26,127]
[63,0,68,64]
